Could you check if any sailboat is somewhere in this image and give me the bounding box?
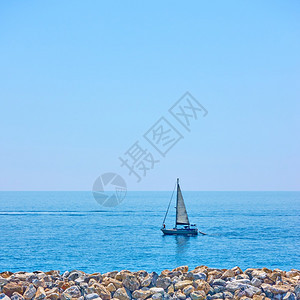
[161,178,201,236]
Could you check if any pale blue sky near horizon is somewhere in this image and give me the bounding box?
[0,1,299,191]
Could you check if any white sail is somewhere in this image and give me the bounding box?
[176,183,190,225]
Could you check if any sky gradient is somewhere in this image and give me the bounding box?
[1,1,299,191]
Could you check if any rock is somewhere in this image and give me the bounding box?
[74,278,85,285]
[283,292,297,300]
[132,289,151,299]
[263,278,274,284]
[175,291,186,300]
[88,273,103,283]
[172,266,188,274]
[163,292,171,300]
[286,271,299,278]
[190,290,206,300]
[192,267,207,276]
[182,286,194,296]
[231,267,243,275]
[295,285,300,298]
[43,276,52,288]
[34,287,46,300]
[45,289,59,298]
[79,281,88,293]
[244,286,261,298]
[106,283,116,293]
[44,270,59,276]
[3,284,24,297]
[115,271,131,282]
[209,292,224,299]
[156,277,171,290]
[0,273,13,279]
[45,288,58,295]
[150,273,158,287]
[32,279,45,288]
[207,287,214,296]
[225,282,249,292]
[221,269,235,279]
[169,271,182,279]
[235,274,250,280]
[262,283,291,295]
[0,279,8,286]
[167,285,174,295]
[113,288,131,300]
[104,279,122,289]
[60,282,72,291]
[62,272,69,278]
[90,283,110,300]
[252,296,264,300]
[35,273,46,281]
[193,280,210,294]
[62,286,81,299]
[0,294,11,300]
[235,279,251,285]
[0,268,298,300]
[170,277,180,286]
[23,285,36,300]
[271,284,291,295]
[223,290,233,299]
[136,270,148,278]
[149,288,164,295]
[85,293,101,300]
[11,293,24,300]
[123,275,140,292]
[234,289,247,299]
[151,293,162,300]
[211,279,226,286]
[68,271,84,282]
[141,276,152,288]
[193,273,207,281]
[270,272,282,282]
[102,271,117,279]
[212,285,225,294]
[175,281,193,291]
[251,278,262,287]
[207,270,222,282]
[135,270,149,285]
[186,273,206,281]
[160,270,171,277]
[45,292,59,300]
[251,270,267,280]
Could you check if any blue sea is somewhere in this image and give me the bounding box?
[0,191,299,273]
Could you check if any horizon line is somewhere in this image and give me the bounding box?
[0,190,299,192]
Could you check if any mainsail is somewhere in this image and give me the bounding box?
[176,180,190,225]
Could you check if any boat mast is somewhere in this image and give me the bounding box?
[175,178,179,228]
[162,181,176,226]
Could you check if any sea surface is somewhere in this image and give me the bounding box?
[0,191,299,273]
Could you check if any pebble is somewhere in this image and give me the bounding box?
[85,293,101,300]
[0,267,298,300]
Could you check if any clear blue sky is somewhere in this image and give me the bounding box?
[1,1,299,191]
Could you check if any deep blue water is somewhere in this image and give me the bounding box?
[0,191,299,273]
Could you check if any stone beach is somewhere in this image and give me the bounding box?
[0,267,299,300]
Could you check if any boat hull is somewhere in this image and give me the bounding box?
[161,228,198,236]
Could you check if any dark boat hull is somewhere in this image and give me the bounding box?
[161,228,198,236]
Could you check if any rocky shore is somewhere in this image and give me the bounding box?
[0,267,299,300]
